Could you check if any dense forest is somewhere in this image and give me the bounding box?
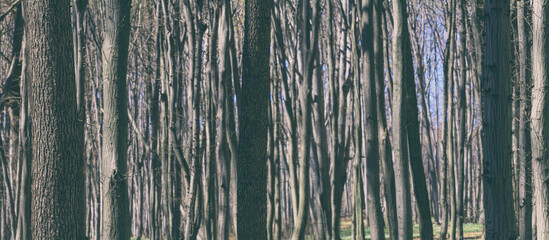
[0,0,544,239]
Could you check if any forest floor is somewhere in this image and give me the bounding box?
[130,220,484,239]
[338,218,484,240]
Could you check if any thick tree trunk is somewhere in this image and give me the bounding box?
[236,0,273,238]
[24,0,85,238]
[482,0,518,238]
[532,0,549,239]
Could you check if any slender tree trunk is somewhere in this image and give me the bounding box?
[6,3,28,239]
[100,0,132,239]
[15,11,30,239]
[439,4,455,237]
[150,3,163,239]
[392,0,434,238]
[361,0,385,239]
[350,6,364,239]
[391,0,413,237]
[331,3,352,238]
[217,1,232,239]
[374,1,398,238]
[517,0,532,239]
[456,0,467,238]
[531,0,549,239]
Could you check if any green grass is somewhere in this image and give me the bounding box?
[337,218,484,240]
[133,220,485,240]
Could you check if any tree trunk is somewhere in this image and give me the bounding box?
[8,3,29,239]
[391,0,413,237]
[375,1,398,238]
[100,0,132,239]
[439,4,455,238]
[149,3,163,239]
[217,1,232,239]
[361,0,385,239]
[517,0,533,239]
[24,0,85,238]
[236,0,273,238]
[482,0,518,238]
[456,0,467,237]
[532,0,549,239]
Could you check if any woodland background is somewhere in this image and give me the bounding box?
[0,0,541,239]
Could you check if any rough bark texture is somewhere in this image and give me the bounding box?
[24,0,85,238]
[517,0,532,239]
[100,0,132,239]
[236,0,273,238]
[482,0,518,238]
[532,1,549,239]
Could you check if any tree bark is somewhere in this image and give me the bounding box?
[391,0,413,237]
[531,0,549,239]
[24,0,85,238]
[392,0,434,239]
[236,0,273,238]
[482,0,518,238]
[374,1,398,238]
[456,0,467,237]
[517,0,533,239]
[361,0,385,239]
[100,0,132,239]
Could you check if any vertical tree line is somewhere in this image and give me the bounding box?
[0,0,546,239]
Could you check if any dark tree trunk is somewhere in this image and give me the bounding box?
[482,0,518,238]
[24,0,85,238]
[236,0,273,239]
[374,1,398,238]
[361,0,385,239]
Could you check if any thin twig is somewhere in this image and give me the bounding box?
[0,0,20,22]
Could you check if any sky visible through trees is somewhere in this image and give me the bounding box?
[0,0,543,239]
